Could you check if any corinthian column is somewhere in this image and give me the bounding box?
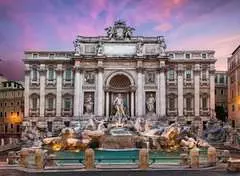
[177,64,184,117]
[209,64,215,115]
[97,60,104,117]
[39,64,46,117]
[24,64,30,118]
[194,64,200,117]
[136,60,144,116]
[56,64,62,117]
[74,61,81,117]
[159,61,166,117]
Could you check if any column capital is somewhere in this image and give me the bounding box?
[209,69,216,74]
[74,66,84,73]
[157,66,167,73]
[25,69,31,74]
[177,69,184,76]
[193,69,201,75]
[96,67,104,73]
[39,68,46,75]
[56,68,63,74]
[136,67,144,73]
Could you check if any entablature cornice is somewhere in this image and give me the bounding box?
[168,59,217,64]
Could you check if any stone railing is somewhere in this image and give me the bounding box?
[8,147,231,170]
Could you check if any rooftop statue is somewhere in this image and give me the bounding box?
[73,35,81,56]
[105,20,135,40]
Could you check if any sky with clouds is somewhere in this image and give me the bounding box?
[0,0,240,80]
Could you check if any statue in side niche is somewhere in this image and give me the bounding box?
[84,94,94,114]
[146,94,155,113]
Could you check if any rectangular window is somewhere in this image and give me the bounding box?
[169,53,174,58]
[221,89,224,95]
[48,97,54,110]
[185,53,191,59]
[169,97,175,110]
[48,68,54,81]
[17,112,19,116]
[186,70,192,80]
[232,104,235,112]
[202,70,207,81]
[65,68,72,81]
[186,97,192,110]
[168,70,175,81]
[215,75,218,83]
[47,122,52,132]
[64,98,71,110]
[202,53,207,59]
[32,68,38,81]
[49,53,55,59]
[33,53,38,58]
[32,97,38,110]
[202,97,207,110]
[219,75,224,83]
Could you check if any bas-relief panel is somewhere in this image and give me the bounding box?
[104,44,136,56]
[144,44,158,55]
[143,61,159,68]
[84,71,95,84]
[104,61,136,68]
[80,61,97,67]
[84,44,96,54]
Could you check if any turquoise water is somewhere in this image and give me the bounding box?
[55,148,208,165]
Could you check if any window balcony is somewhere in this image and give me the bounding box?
[46,79,56,86]
[183,108,194,116]
[184,79,193,88]
[167,79,177,87]
[29,108,40,117]
[200,79,209,87]
[200,108,210,116]
[63,79,74,87]
[62,108,73,116]
[167,109,178,116]
[44,108,56,116]
[30,81,40,87]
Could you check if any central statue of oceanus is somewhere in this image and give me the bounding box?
[113,93,126,117]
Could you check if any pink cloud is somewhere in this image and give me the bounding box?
[154,23,173,32]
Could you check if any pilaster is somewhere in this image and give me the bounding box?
[177,64,184,117]
[24,64,30,118]
[159,61,166,117]
[96,59,104,116]
[56,64,63,117]
[39,64,46,117]
[194,64,200,117]
[209,64,215,115]
[136,60,144,116]
[73,61,83,117]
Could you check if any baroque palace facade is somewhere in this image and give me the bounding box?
[23,21,216,132]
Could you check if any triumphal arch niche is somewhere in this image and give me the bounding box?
[73,20,167,121]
